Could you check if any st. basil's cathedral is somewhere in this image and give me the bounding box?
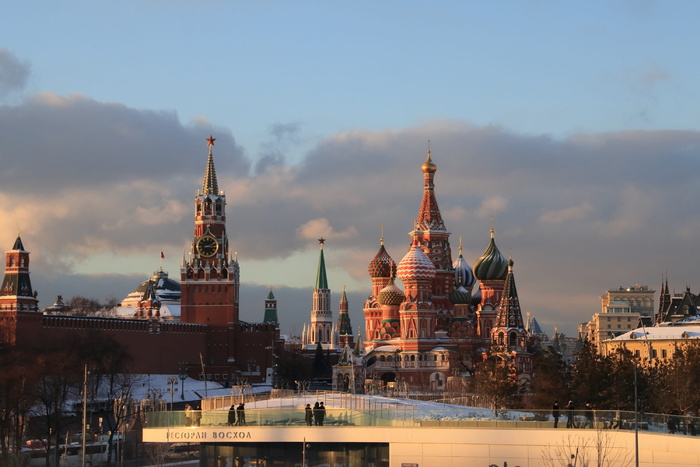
[331,150,533,393]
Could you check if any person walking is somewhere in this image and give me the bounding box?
[611,409,622,429]
[184,404,192,427]
[582,402,594,429]
[313,402,321,426]
[318,402,326,426]
[236,403,246,426]
[305,404,313,426]
[228,404,236,426]
[552,401,560,428]
[194,405,202,427]
[566,401,575,428]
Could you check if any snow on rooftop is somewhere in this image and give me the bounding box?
[612,325,700,341]
[113,304,181,319]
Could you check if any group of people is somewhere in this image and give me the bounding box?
[667,411,696,436]
[184,404,202,427]
[305,402,326,426]
[552,400,595,429]
[227,403,247,426]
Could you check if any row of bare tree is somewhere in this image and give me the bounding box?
[0,333,135,467]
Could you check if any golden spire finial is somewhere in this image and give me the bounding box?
[421,140,437,173]
[459,235,463,255]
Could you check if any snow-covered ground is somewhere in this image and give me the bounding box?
[129,374,272,404]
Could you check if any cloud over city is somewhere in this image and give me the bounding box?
[1,86,699,336]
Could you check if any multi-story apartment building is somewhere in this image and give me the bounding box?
[586,285,654,352]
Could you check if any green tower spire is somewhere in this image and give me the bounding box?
[315,238,328,290]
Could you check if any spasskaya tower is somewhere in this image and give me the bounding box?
[181,136,240,334]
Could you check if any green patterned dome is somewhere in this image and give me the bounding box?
[473,229,508,281]
[449,284,471,305]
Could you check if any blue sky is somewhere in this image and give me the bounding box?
[1,1,699,336]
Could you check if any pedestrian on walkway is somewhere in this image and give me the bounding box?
[552,401,560,428]
[313,402,321,426]
[318,402,326,426]
[236,403,246,426]
[582,402,594,429]
[194,405,202,426]
[185,404,192,427]
[228,404,236,426]
[305,404,313,426]
[566,401,575,428]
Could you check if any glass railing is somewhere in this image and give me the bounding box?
[145,408,699,436]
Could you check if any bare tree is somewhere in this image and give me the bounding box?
[32,349,81,467]
[78,333,136,465]
[541,429,633,467]
[144,442,174,467]
[0,350,38,466]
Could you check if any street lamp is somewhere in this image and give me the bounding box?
[166,377,178,411]
[634,364,639,467]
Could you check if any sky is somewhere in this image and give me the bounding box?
[1,1,699,337]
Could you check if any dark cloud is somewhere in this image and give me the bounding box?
[0,48,30,98]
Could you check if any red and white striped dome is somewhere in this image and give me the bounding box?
[397,244,436,282]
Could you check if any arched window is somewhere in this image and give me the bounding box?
[509,332,517,346]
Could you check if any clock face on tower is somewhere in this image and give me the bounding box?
[197,236,219,257]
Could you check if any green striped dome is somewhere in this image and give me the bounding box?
[473,230,508,281]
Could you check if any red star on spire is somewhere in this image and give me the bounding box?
[318,237,326,245]
[206,135,216,147]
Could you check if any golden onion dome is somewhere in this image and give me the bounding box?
[421,150,437,173]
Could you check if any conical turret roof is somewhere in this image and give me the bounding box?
[495,259,525,329]
[315,239,328,290]
[12,235,25,251]
[202,135,219,195]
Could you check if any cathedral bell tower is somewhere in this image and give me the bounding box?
[180,136,240,336]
